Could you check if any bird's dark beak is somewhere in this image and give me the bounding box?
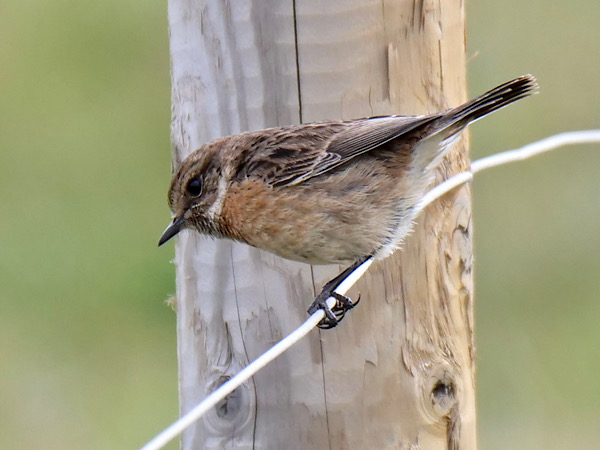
[158,215,186,246]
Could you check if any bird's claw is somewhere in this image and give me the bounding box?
[308,291,361,329]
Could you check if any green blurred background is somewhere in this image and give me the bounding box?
[1,1,598,449]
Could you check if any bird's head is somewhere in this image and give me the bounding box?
[158,140,228,246]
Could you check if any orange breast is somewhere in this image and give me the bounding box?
[219,173,401,264]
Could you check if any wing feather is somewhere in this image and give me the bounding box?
[237,115,439,188]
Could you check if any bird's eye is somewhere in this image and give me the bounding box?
[186,177,202,197]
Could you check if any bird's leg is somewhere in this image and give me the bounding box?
[307,255,370,329]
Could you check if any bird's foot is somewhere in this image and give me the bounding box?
[307,289,361,329]
[306,256,371,329]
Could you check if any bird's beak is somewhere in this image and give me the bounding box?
[158,215,186,246]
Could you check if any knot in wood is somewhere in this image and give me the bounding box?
[419,363,459,423]
[203,374,255,437]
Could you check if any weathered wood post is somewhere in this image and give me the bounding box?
[168,0,475,448]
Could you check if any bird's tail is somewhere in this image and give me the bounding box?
[411,75,538,173]
[449,74,538,127]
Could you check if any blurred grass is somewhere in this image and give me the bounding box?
[0,0,177,448]
[0,0,598,448]
[468,0,600,448]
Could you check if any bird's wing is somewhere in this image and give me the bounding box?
[240,115,438,188]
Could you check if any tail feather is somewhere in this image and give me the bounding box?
[413,75,538,172]
[450,74,538,126]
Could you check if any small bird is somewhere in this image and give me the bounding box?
[159,75,538,327]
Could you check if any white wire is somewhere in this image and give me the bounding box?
[471,130,600,173]
[140,130,600,450]
[416,172,473,212]
[140,259,373,450]
[416,130,600,212]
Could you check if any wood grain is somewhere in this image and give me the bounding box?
[168,0,475,448]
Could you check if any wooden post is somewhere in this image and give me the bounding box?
[168,0,475,448]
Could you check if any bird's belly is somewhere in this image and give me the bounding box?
[220,178,403,264]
